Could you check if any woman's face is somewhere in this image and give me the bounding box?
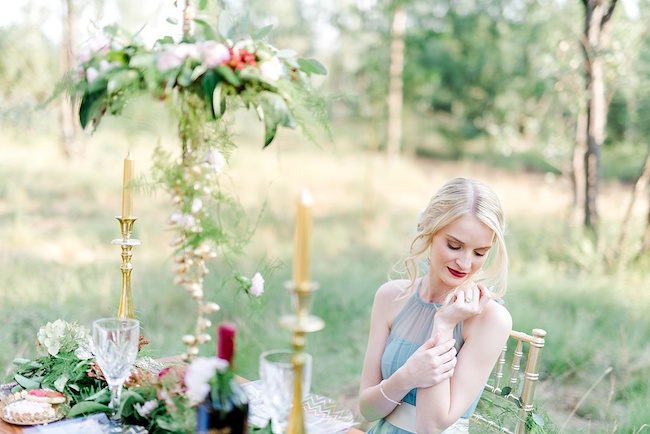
[428,214,494,294]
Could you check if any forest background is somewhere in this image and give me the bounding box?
[1,0,649,432]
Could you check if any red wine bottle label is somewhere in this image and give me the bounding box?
[217,322,236,364]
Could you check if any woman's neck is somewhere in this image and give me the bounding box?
[420,275,452,304]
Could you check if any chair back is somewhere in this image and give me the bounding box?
[471,328,547,433]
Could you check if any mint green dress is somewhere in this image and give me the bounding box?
[367,284,481,434]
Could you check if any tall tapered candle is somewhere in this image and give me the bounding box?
[121,152,135,218]
[292,189,313,286]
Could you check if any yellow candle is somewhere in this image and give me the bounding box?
[292,189,313,286]
[121,151,135,218]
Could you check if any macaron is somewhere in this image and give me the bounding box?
[25,389,66,405]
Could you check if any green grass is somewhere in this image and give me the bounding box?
[1,115,649,433]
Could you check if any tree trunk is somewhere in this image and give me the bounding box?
[59,0,79,158]
[386,6,406,158]
[581,0,618,232]
[617,150,650,258]
[571,110,588,223]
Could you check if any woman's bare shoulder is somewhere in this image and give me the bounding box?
[374,279,411,302]
[466,298,512,339]
[480,299,512,332]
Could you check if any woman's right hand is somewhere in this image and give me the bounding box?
[400,335,457,389]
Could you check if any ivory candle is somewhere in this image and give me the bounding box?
[292,189,313,286]
[121,151,135,218]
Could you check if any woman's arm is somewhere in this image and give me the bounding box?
[359,282,458,422]
[415,290,512,432]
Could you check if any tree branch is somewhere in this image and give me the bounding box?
[601,0,618,28]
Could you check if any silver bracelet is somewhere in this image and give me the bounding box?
[379,379,401,406]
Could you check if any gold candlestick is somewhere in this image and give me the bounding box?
[280,189,324,434]
[112,216,141,319]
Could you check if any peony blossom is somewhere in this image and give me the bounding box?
[157,43,199,72]
[202,149,226,175]
[199,41,231,68]
[157,51,184,72]
[250,272,264,297]
[259,57,284,81]
[184,357,228,405]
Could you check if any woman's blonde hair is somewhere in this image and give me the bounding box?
[401,177,508,299]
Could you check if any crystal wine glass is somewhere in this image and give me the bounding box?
[259,349,312,432]
[92,318,140,432]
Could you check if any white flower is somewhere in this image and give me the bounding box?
[202,149,226,175]
[259,57,284,81]
[184,357,228,405]
[191,198,203,214]
[250,272,264,297]
[134,400,158,417]
[199,41,231,68]
[86,67,99,84]
[37,320,67,356]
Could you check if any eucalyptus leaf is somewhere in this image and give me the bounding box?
[532,412,545,427]
[129,53,156,69]
[67,401,110,418]
[253,24,273,40]
[166,17,178,25]
[202,70,220,119]
[79,88,106,129]
[191,65,208,82]
[54,374,69,392]
[297,58,327,75]
[12,358,32,365]
[119,389,145,418]
[276,49,297,59]
[212,83,224,118]
[194,18,217,40]
[107,70,139,94]
[259,92,295,148]
[68,383,80,392]
[14,374,40,390]
[177,64,194,87]
[216,65,241,87]
[85,387,110,403]
[218,11,233,39]
[198,0,208,9]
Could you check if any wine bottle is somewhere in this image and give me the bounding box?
[196,322,249,434]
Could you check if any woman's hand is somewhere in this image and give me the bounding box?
[399,334,457,390]
[435,282,490,332]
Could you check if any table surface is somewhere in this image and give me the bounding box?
[0,419,365,434]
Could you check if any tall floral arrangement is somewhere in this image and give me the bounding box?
[59,4,329,359]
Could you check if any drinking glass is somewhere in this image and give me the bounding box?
[259,350,312,432]
[92,318,140,432]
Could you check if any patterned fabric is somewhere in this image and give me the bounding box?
[367,281,481,434]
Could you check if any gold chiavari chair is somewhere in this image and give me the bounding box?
[471,328,547,434]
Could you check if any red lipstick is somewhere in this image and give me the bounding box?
[447,267,467,278]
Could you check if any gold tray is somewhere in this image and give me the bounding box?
[0,390,66,426]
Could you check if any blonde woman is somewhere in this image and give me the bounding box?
[359,177,512,433]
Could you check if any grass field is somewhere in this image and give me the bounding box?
[1,109,649,433]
